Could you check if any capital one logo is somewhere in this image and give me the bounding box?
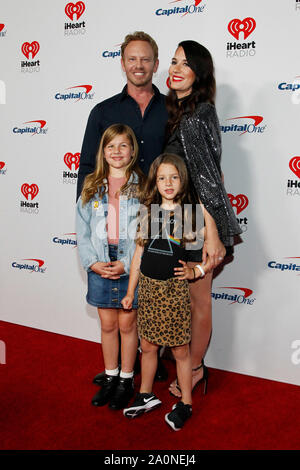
[228,194,249,215]
[55,85,93,102]
[289,157,300,178]
[212,286,255,305]
[156,0,205,17]
[228,17,256,40]
[21,41,40,59]
[21,183,39,200]
[65,2,85,20]
[221,115,266,135]
[64,152,80,170]
[170,0,203,4]
[12,258,46,273]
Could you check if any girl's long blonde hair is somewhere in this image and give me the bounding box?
[81,123,145,205]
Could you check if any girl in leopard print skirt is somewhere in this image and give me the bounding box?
[122,153,211,431]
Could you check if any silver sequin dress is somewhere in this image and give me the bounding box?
[165,102,242,246]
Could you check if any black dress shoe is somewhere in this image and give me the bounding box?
[91,375,119,406]
[93,353,140,385]
[109,377,135,410]
[154,357,168,382]
[93,370,106,386]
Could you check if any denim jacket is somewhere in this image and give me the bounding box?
[76,173,140,275]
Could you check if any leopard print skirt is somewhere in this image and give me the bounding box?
[137,273,191,347]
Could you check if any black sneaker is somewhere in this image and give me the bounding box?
[109,377,135,410]
[123,393,162,418]
[165,401,192,431]
[91,375,119,406]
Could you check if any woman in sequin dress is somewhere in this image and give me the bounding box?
[164,41,242,397]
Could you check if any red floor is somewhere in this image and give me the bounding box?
[0,320,299,450]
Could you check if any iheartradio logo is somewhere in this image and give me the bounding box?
[228,18,256,40]
[226,18,256,59]
[289,156,300,178]
[0,161,6,175]
[228,194,248,215]
[287,156,300,197]
[65,2,85,21]
[0,23,6,37]
[21,183,39,200]
[21,41,40,59]
[64,152,80,170]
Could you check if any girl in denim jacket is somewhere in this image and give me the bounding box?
[76,124,144,410]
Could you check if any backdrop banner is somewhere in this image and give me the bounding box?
[0,0,299,385]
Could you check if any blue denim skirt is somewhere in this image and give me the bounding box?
[86,244,138,309]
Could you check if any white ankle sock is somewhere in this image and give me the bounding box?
[105,367,119,376]
[120,370,134,379]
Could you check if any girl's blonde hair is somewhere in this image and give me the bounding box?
[81,123,144,204]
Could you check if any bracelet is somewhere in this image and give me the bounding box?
[195,264,205,278]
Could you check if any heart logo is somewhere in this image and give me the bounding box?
[64,152,80,170]
[289,157,300,179]
[228,17,256,40]
[21,41,40,59]
[21,183,39,200]
[227,194,249,215]
[0,24,5,32]
[65,2,85,21]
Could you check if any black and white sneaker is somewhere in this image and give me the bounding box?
[165,401,192,431]
[123,392,162,418]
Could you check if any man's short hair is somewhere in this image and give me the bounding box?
[121,31,159,62]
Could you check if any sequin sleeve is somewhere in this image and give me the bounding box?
[179,103,242,246]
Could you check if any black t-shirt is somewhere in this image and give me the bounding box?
[140,209,194,280]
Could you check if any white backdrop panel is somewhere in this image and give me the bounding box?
[0,0,299,385]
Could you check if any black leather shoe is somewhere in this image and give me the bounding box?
[91,375,119,406]
[154,357,168,382]
[93,354,140,385]
[93,370,106,386]
[109,377,135,410]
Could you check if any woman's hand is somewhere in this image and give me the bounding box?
[121,294,134,310]
[202,234,226,269]
[174,260,196,280]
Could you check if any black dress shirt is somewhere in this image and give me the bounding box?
[76,84,168,200]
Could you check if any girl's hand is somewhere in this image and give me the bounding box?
[90,261,112,276]
[202,235,226,269]
[174,260,195,280]
[103,260,125,279]
[121,294,134,310]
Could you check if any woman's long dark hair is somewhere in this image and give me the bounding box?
[166,40,216,138]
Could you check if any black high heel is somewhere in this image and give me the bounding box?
[192,360,209,395]
[169,360,209,397]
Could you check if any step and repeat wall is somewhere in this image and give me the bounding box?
[1,0,299,385]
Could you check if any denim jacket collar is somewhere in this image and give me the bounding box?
[102,171,139,186]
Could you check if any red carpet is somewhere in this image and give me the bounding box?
[0,320,299,450]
